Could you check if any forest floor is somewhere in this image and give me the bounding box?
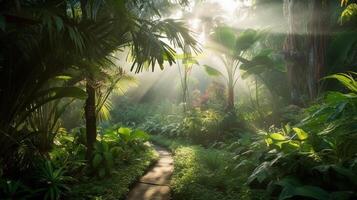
[126,145,173,200]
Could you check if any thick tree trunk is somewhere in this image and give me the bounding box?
[307,0,329,98]
[283,0,310,105]
[283,0,329,105]
[85,78,97,160]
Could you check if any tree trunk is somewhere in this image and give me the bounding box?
[283,0,329,105]
[307,0,329,98]
[283,0,310,105]
[227,84,234,111]
[85,78,97,160]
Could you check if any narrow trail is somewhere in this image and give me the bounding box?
[126,145,173,200]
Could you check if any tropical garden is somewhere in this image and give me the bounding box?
[0,0,356,199]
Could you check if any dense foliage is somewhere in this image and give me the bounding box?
[1,0,356,199]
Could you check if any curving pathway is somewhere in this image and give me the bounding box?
[126,145,173,200]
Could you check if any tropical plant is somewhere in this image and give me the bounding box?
[36,160,74,200]
[204,27,261,111]
[27,98,76,156]
[247,72,357,199]
[91,141,116,178]
[72,0,200,159]
[176,54,199,112]
[103,127,150,145]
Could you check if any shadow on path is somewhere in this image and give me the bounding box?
[126,145,173,200]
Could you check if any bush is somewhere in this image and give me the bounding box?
[69,147,158,200]
[246,73,357,199]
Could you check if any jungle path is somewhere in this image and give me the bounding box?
[126,145,173,200]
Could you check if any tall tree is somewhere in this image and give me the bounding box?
[76,0,199,158]
[283,0,331,104]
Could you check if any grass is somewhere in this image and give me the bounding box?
[69,146,159,200]
[151,135,266,200]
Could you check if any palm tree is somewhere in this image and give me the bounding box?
[204,26,261,111]
[75,0,200,158]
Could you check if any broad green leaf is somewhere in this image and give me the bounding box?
[203,65,223,77]
[240,65,266,78]
[277,177,329,200]
[293,128,308,140]
[212,26,236,51]
[235,29,260,52]
[279,185,329,200]
[118,127,132,142]
[35,87,87,102]
[288,141,300,148]
[118,127,132,136]
[131,130,150,141]
[270,133,286,141]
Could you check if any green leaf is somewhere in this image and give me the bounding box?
[324,73,357,93]
[212,26,237,51]
[203,65,223,77]
[92,154,102,168]
[277,177,329,200]
[235,29,260,52]
[36,87,87,101]
[293,128,308,140]
[118,127,132,136]
[131,130,150,141]
[279,185,329,200]
[247,162,270,184]
[270,133,286,141]
[340,3,357,24]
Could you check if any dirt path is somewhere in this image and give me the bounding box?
[126,145,173,200]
